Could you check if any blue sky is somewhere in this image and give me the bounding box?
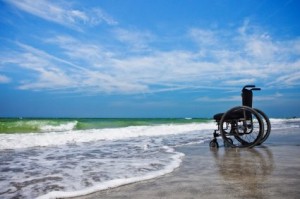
[0,0,299,118]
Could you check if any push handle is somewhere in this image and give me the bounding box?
[243,85,255,89]
[243,85,261,91]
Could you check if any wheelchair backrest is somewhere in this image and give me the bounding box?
[242,89,253,107]
[242,85,261,107]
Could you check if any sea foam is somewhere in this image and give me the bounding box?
[40,121,78,132]
[0,122,215,150]
[36,146,184,199]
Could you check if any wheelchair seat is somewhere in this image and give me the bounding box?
[213,112,244,121]
[213,113,223,121]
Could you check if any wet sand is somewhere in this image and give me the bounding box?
[69,129,300,199]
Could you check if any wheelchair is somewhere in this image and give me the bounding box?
[209,85,271,148]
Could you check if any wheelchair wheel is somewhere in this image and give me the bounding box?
[254,109,271,145]
[224,137,233,147]
[220,106,264,148]
[209,139,219,148]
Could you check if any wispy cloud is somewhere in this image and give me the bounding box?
[0,74,11,83]
[1,18,299,95]
[188,22,300,89]
[188,28,218,47]
[113,28,155,51]
[196,96,241,102]
[196,94,282,103]
[268,71,300,87]
[224,78,256,86]
[45,35,113,68]
[5,0,117,29]
[3,43,75,90]
[1,41,148,94]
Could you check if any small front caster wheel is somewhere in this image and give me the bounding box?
[209,139,219,148]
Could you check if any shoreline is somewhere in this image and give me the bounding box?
[68,128,300,199]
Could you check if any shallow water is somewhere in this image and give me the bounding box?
[0,118,299,199]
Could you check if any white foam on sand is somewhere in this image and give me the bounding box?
[36,146,184,199]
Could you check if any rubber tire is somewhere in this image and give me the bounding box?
[220,106,264,148]
[254,108,271,145]
[224,137,233,147]
[209,140,219,148]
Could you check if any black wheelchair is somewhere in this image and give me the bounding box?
[209,85,271,148]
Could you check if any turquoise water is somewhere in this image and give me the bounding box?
[0,118,211,134]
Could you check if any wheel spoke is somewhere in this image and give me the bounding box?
[220,106,264,148]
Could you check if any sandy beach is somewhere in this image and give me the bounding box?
[69,128,300,199]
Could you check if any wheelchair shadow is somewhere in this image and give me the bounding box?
[210,146,274,198]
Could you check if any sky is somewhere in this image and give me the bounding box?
[0,0,300,118]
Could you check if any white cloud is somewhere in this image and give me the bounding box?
[3,45,74,90]
[188,28,218,47]
[225,78,256,86]
[197,96,241,102]
[18,68,73,90]
[5,0,117,29]
[0,74,11,83]
[1,18,299,94]
[81,70,148,94]
[113,28,155,51]
[45,35,113,68]
[1,41,149,94]
[268,71,300,87]
[243,34,279,60]
[186,21,300,90]
[197,94,282,103]
[91,8,118,26]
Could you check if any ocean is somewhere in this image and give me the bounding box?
[0,118,299,199]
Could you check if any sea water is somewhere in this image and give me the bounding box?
[0,118,299,199]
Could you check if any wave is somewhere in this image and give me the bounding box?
[0,122,215,150]
[0,118,211,134]
[270,118,300,130]
[270,118,300,123]
[40,121,77,132]
[1,117,299,149]
[0,119,78,134]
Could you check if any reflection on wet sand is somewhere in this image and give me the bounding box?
[211,146,274,198]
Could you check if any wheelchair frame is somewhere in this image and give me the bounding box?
[210,85,271,148]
